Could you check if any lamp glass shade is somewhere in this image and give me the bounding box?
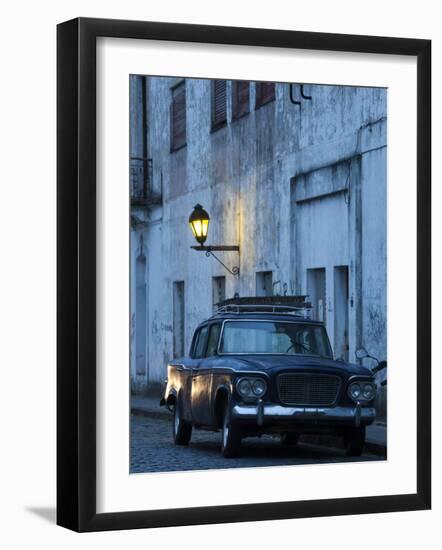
[189,204,210,244]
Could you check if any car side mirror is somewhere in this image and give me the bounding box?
[355,347,369,360]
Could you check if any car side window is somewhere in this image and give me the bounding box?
[206,324,221,357]
[193,325,209,358]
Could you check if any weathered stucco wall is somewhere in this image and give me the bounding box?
[129,76,387,394]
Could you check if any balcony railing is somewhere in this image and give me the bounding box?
[130,156,161,207]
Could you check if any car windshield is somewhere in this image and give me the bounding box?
[219,320,332,357]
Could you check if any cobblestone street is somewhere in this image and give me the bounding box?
[130,414,383,474]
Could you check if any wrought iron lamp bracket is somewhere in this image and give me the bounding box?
[191,245,240,277]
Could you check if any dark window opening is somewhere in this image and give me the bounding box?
[211,79,227,130]
[256,271,273,297]
[212,276,226,312]
[170,81,186,151]
[232,80,249,119]
[255,81,275,108]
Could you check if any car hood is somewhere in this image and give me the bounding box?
[218,354,372,377]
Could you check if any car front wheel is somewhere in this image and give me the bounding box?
[344,426,365,457]
[281,433,300,446]
[173,396,192,446]
[221,403,241,458]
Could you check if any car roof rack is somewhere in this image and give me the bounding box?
[214,296,312,318]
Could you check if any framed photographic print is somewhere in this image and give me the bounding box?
[57,17,431,531]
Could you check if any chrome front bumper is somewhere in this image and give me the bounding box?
[232,403,376,427]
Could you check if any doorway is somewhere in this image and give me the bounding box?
[135,255,147,376]
[334,266,349,360]
[307,268,326,323]
[173,281,185,358]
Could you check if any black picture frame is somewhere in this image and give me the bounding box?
[57,17,431,532]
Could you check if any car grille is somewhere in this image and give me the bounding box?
[277,373,341,406]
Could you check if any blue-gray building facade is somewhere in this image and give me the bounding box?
[130,76,387,397]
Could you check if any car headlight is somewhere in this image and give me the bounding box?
[237,378,253,397]
[362,383,376,401]
[237,377,267,399]
[348,382,361,401]
[252,379,267,397]
[348,381,376,402]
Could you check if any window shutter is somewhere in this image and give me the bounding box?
[256,81,275,107]
[232,81,249,119]
[171,82,186,151]
[212,79,227,128]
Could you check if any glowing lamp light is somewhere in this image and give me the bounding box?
[189,204,210,245]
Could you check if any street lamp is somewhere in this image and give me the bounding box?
[188,204,240,276]
[188,204,210,245]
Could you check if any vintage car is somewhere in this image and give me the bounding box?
[161,297,377,458]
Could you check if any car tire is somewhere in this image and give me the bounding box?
[173,396,192,446]
[281,433,300,446]
[221,402,241,458]
[344,426,366,457]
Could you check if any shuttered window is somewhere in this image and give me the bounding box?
[211,79,227,129]
[232,80,249,119]
[255,81,275,108]
[170,81,186,151]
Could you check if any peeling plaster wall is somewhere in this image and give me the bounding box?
[130,76,387,393]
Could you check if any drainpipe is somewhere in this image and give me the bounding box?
[289,84,312,105]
